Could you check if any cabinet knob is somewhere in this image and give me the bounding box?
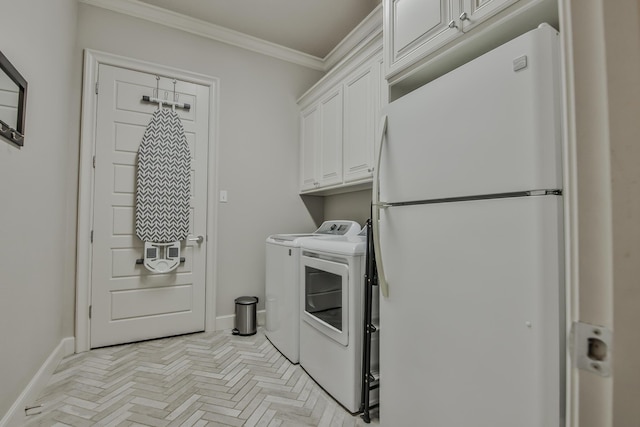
[459,12,469,21]
[448,20,458,29]
[367,167,374,173]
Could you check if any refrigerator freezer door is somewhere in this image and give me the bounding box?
[378,195,563,426]
[379,25,562,204]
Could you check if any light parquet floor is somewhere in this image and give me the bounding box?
[24,329,379,427]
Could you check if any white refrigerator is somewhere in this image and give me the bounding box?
[373,24,565,426]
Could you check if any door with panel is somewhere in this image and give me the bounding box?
[299,87,343,191]
[384,0,461,77]
[318,87,344,188]
[300,104,319,191]
[461,0,520,31]
[343,58,377,183]
[90,64,210,348]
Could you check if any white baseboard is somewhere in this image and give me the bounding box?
[0,337,74,427]
[215,309,265,331]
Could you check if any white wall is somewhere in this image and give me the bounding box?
[0,0,79,418]
[604,2,640,422]
[324,189,372,227]
[563,0,640,424]
[75,4,324,318]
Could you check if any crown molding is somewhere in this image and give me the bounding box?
[79,0,326,71]
[323,4,383,71]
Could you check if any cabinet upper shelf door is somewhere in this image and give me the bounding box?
[343,64,376,183]
[385,0,461,77]
[462,0,520,31]
[298,44,383,195]
[300,105,319,191]
[384,0,558,89]
[318,88,344,187]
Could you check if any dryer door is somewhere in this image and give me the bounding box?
[301,254,349,346]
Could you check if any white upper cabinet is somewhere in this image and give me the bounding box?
[298,39,384,195]
[300,105,319,191]
[318,87,344,188]
[343,61,377,184]
[299,88,344,191]
[385,0,461,76]
[461,0,519,32]
[384,0,558,88]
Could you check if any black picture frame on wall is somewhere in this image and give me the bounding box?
[0,50,27,147]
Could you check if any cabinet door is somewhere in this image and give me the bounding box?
[378,56,389,117]
[343,62,376,183]
[300,105,319,191]
[318,88,343,187]
[461,0,520,31]
[385,0,461,78]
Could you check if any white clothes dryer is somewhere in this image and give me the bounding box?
[299,227,379,413]
[265,220,361,363]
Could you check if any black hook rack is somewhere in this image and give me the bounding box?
[135,257,185,265]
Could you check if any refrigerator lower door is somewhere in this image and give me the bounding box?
[378,195,564,427]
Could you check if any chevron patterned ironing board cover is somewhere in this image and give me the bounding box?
[136,108,191,244]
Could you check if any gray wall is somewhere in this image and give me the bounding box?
[565,0,640,424]
[0,0,79,418]
[0,1,368,418]
[324,189,372,228]
[75,4,324,318]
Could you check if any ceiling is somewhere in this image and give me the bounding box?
[136,0,381,58]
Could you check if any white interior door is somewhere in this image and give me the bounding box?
[90,64,210,348]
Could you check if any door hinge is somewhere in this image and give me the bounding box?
[89,305,92,319]
[92,155,96,168]
[95,81,99,95]
[572,321,612,377]
[90,230,93,243]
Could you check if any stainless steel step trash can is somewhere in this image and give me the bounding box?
[232,296,258,336]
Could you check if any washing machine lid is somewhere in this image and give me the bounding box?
[269,233,316,242]
[300,233,367,256]
[267,220,361,245]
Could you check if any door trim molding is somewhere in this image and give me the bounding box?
[76,49,219,353]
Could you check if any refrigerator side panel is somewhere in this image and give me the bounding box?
[379,25,562,204]
[378,196,564,426]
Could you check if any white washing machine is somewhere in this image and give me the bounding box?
[299,227,379,413]
[265,220,361,364]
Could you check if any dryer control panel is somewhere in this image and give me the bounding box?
[316,220,361,235]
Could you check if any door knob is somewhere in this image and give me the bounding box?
[188,235,204,244]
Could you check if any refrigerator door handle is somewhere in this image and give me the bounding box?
[372,115,389,298]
